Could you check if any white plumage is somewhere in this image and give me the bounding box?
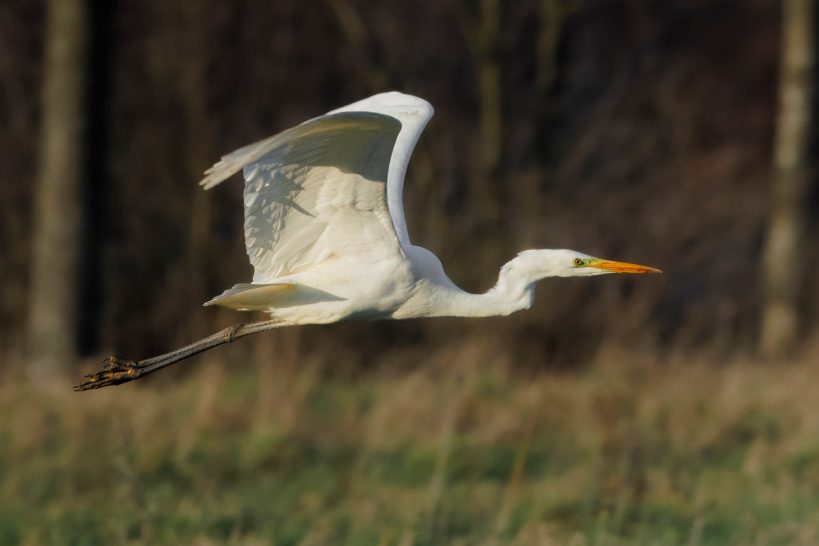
[200,92,660,323]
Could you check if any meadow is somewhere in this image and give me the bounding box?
[2,335,818,546]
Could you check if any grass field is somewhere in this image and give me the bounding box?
[2,338,819,545]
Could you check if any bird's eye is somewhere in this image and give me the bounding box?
[574,258,585,267]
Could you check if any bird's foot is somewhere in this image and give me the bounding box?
[73,355,141,391]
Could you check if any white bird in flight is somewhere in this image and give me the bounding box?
[77,92,660,390]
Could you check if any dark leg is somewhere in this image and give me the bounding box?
[74,319,286,391]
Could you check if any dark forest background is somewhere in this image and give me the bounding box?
[3,0,812,376]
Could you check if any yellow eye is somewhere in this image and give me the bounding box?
[574,258,585,267]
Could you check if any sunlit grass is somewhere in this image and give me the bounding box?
[1,341,819,545]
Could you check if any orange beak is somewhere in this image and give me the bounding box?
[590,259,662,274]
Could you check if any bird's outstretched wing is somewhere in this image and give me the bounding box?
[201,110,403,283]
[200,92,433,283]
[327,93,434,247]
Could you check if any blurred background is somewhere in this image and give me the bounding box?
[1,0,818,544]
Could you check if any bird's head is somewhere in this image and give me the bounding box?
[559,249,661,277]
[502,249,662,281]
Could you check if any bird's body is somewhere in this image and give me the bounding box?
[76,91,659,390]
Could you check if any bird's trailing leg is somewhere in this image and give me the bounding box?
[74,319,287,391]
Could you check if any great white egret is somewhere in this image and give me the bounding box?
[76,92,660,390]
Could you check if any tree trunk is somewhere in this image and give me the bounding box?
[760,0,815,358]
[26,0,89,379]
[475,0,505,267]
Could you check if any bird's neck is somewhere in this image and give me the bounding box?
[426,266,536,318]
[394,252,552,319]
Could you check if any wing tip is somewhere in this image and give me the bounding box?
[199,160,237,189]
[199,176,220,190]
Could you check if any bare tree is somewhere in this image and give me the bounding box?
[760,0,815,358]
[26,0,89,379]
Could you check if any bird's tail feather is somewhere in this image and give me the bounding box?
[204,283,297,311]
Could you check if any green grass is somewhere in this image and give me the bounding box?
[2,345,819,545]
